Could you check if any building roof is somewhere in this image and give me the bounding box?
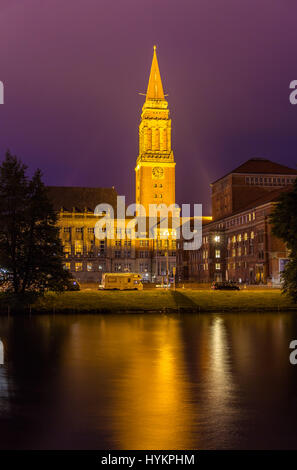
[146,46,165,100]
[211,158,297,184]
[232,186,291,214]
[47,186,118,213]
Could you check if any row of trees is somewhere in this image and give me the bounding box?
[0,151,296,301]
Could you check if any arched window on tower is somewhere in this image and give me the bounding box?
[161,129,167,151]
[154,129,160,151]
[146,128,152,150]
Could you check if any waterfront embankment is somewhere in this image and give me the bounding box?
[0,289,296,314]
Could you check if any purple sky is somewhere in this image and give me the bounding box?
[0,0,296,214]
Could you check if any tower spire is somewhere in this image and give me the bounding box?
[146,45,165,100]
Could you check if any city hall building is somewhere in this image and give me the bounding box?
[48,47,177,283]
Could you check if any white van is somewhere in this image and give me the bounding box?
[102,273,143,291]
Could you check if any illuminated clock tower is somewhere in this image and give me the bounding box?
[135,46,175,214]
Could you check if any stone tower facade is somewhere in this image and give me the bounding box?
[135,46,175,215]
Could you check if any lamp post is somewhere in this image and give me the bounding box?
[165,238,169,289]
[173,266,176,290]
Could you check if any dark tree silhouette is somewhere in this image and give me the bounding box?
[0,151,72,296]
[270,179,297,302]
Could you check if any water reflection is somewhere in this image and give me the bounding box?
[0,313,296,449]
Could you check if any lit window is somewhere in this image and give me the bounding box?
[75,263,83,272]
[64,243,71,255]
[244,232,248,241]
[237,234,242,242]
[251,231,254,239]
[215,263,221,270]
[87,263,93,271]
[75,240,83,255]
[64,262,71,270]
[215,249,220,258]
[214,235,220,242]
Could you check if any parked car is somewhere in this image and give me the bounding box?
[211,281,240,291]
[67,280,81,291]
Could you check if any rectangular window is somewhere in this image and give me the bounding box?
[215,249,220,258]
[215,263,221,270]
[64,243,71,255]
[75,263,83,272]
[75,240,83,255]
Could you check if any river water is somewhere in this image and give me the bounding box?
[0,313,297,449]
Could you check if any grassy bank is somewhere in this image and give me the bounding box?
[1,289,296,314]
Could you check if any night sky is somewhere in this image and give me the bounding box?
[0,0,296,214]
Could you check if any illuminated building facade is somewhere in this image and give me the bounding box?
[49,47,177,283]
[177,158,297,285]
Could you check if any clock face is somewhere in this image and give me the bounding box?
[152,167,164,179]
